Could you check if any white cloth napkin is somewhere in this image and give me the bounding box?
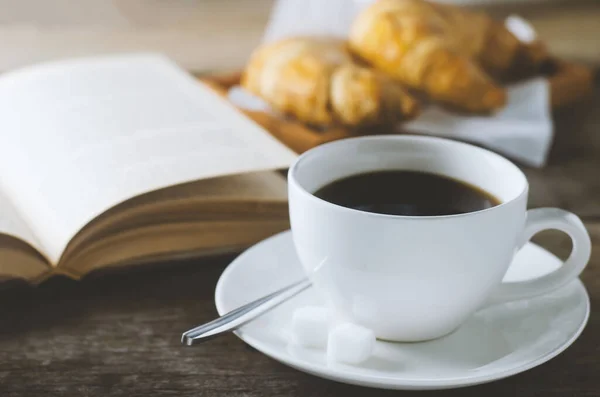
[230,0,553,167]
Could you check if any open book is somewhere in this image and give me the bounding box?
[0,54,298,284]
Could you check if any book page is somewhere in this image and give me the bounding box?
[125,171,288,206]
[0,190,42,254]
[0,54,297,264]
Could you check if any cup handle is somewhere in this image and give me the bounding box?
[487,208,591,305]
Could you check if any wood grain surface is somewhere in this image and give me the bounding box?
[0,78,598,396]
[0,0,597,72]
[0,2,599,395]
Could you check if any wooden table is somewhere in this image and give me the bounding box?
[0,82,597,396]
[0,0,598,72]
[1,3,600,396]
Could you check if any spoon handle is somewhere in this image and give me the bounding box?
[181,278,311,346]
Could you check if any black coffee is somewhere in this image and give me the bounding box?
[314,170,500,216]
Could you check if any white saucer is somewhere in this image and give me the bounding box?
[215,231,590,390]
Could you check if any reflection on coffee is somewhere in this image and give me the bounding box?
[314,170,500,216]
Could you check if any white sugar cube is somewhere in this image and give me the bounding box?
[290,306,330,348]
[327,322,375,365]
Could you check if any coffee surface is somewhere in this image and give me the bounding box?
[313,170,500,216]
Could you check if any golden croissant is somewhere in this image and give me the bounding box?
[242,36,420,128]
[349,0,547,113]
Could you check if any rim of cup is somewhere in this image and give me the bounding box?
[287,135,529,220]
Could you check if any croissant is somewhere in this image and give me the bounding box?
[427,1,547,77]
[242,36,419,128]
[349,0,544,113]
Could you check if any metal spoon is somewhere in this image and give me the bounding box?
[181,278,311,346]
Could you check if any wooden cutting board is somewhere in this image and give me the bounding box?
[199,58,595,154]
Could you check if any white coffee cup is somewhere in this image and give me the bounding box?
[288,135,591,342]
